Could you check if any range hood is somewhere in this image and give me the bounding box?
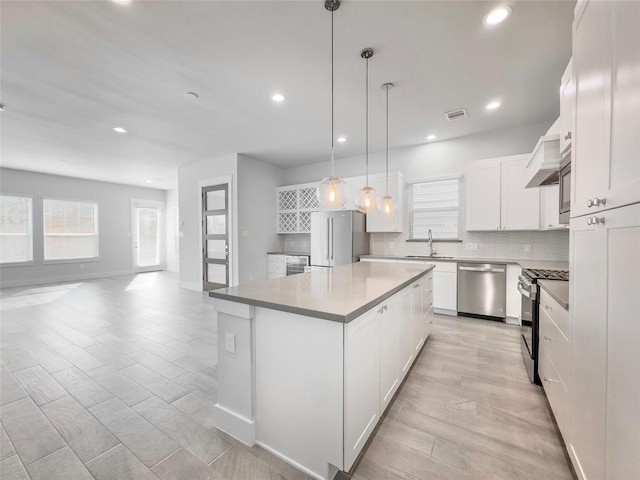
[524,134,561,188]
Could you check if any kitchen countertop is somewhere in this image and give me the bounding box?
[267,251,311,256]
[539,280,570,310]
[209,262,434,323]
[360,254,569,271]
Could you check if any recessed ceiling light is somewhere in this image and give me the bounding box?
[185,92,199,100]
[486,101,501,110]
[113,127,127,133]
[272,93,285,102]
[483,6,512,26]
[145,179,152,183]
[337,137,347,143]
[0,104,5,112]
[112,0,132,5]
[426,135,436,141]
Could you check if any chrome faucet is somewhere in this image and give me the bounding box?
[428,229,436,257]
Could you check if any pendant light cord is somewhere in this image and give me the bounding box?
[330,7,335,177]
[365,55,369,186]
[385,84,389,195]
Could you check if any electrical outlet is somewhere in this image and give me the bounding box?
[389,242,395,249]
[225,332,236,354]
[524,244,532,254]
[303,241,307,248]
[465,243,479,251]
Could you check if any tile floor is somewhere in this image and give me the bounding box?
[0,272,575,480]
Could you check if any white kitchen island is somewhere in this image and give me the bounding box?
[209,262,434,480]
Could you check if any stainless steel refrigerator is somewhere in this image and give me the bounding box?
[310,211,369,268]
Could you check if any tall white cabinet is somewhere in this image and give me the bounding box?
[567,2,640,479]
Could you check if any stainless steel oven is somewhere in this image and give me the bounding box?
[285,255,310,276]
[519,269,569,385]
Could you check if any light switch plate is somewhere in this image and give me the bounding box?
[225,332,235,353]
[524,244,532,253]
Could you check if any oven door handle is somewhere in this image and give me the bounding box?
[518,283,533,299]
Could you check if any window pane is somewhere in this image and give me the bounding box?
[43,199,98,259]
[206,214,226,235]
[207,239,227,259]
[137,207,160,267]
[207,263,227,285]
[0,195,33,263]
[206,190,226,210]
[410,179,459,240]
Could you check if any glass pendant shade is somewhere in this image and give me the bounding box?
[317,175,349,210]
[355,186,377,213]
[378,194,396,217]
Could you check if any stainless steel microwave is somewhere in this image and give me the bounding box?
[559,157,571,224]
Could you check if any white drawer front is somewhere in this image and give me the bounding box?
[539,343,570,442]
[539,306,571,388]
[540,289,570,339]
[267,254,286,263]
[268,262,286,274]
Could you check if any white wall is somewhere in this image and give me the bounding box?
[284,120,553,185]
[165,188,179,272]
[237,154,284,284]
[178,154,238,290]
[0,168,166,287]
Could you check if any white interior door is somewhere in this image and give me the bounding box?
[132,200,164,273]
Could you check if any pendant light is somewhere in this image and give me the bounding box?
[379,82,396,217]
[316,0,348,210]
[355,48,377,213]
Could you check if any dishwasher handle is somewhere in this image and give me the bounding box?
[458,266,505,273]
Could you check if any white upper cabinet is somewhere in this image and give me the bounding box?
[572,0,640,218]
[466,155,540,231]
[559,58,575,157]
[466,160,502,231]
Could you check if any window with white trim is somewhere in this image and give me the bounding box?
[409,178,460,240]
[44,199,99,260]
[0,195,33,263]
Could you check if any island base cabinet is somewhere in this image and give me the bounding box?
[344,309,379,471]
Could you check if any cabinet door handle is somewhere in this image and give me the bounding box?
[544,335,552,341]
[564,132,572,140]
[543,377,559,383]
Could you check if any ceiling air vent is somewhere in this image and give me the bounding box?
[444,108,467,121]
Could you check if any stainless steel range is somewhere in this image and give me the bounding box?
[518,268,569,384]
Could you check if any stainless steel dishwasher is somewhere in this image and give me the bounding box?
[457,262,507,319]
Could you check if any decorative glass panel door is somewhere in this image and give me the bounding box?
[132,201,164,273]
[202,185,229,290]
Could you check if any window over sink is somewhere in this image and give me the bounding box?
[409,177,459,240]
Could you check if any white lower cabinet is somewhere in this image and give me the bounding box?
[539,288,571,440]
[267,254,286,279]
[505,265,522,322]
[431,261,457,314]
[344,308,379,471]
[345,271,430,471]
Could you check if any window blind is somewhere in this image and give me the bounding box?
[44,199,99,260]
[409,178,459,240]
[0,195,33,263]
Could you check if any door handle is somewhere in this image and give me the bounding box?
[326,218,330,260]
[459,266,505,273]
[330,218,334,260]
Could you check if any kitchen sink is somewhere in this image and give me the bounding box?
[404,255,455,260]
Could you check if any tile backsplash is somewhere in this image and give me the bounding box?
[282,229,569,261]
[371,229,570,261]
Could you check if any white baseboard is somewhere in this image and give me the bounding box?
[0,269,134,289]
[255,440,329,480]
[434,307,458,316]
[213,403,255,446]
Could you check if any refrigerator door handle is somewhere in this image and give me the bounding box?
[330,218,334,260]
[326,218,330,260]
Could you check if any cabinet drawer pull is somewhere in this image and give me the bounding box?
[544,335,552,341]
[543,377,559,383]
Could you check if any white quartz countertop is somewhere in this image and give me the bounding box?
[361,255,570,271]
[539,280,570,310]
[209,262,434,323]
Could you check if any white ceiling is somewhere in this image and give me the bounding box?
[1,0,574,190]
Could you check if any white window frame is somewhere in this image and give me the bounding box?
[43,197,100,263]
[0,194,34,265]
[408,175,460,241]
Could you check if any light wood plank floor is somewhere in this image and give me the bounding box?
[0,272,575,480]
